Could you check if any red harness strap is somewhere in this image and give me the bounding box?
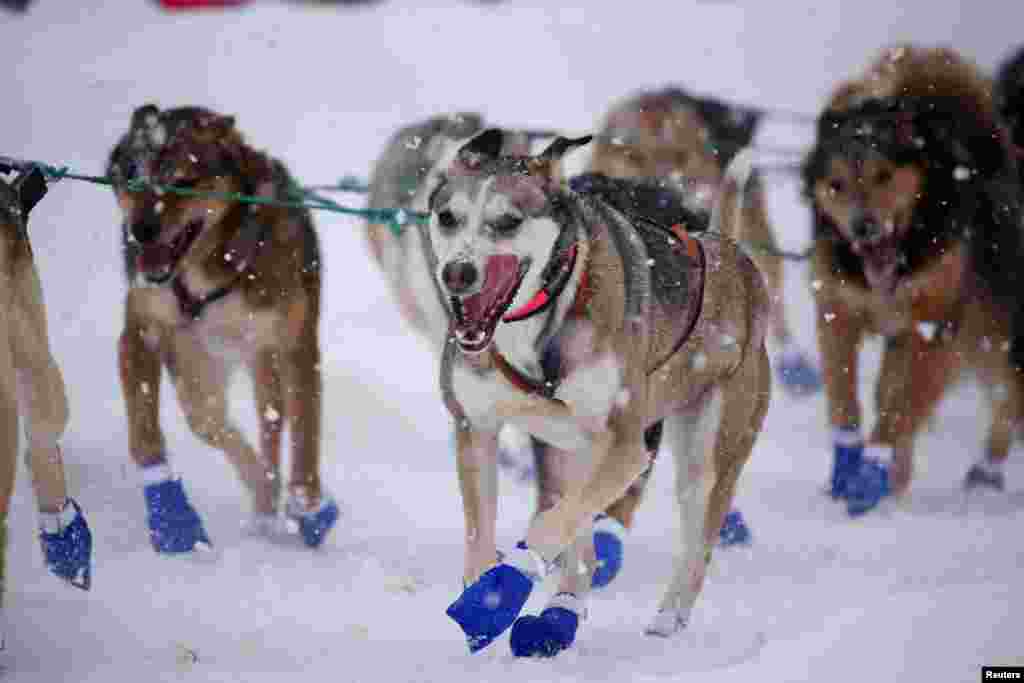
[670,223,702,262]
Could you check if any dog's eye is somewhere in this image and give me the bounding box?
[437,209,458,230]
[874,168,893,185]
[491,215,523,235]
[827,178,846,196]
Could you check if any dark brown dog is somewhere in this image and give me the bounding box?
[803,45,1024,514]
[108,105,337,552]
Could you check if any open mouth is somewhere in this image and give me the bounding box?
[851,238,902,294]
[450,254,530,354]
[137,220,203,284]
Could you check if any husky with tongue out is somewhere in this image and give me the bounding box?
[430,129,772,657]
[803,45,1024,516]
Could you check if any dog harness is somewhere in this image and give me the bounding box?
[441,205,705,430]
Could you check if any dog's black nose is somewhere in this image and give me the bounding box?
[852,215,880,240]
[130,213,162,244]
[442,260,479,294]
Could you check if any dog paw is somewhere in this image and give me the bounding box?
[644,609,687,638]
[286,495,339,549]
[774,345,822,398]
[510,606,579,658]
[39,498,93,590]
[591,515,626,589]
[845,459,891,517]
[718,509,752,547]
[447,546,543,653]
[144,479,213,554]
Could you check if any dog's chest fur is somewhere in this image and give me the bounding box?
[814,239,969,336]
[128,285,288,363]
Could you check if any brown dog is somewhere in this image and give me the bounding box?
[0,166,94,649]
[108,105,337,552]
[433,131,771,654]
[803,45,1024,515]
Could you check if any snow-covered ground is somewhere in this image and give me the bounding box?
[2,1,1023,680]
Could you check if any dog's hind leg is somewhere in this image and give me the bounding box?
[648,346,769,637]
[963,381,1020,491]
[591,421,660,590]
[717,151,820,396]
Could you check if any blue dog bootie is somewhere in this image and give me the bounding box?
[775,342,823,397]
[447,542,547,653]
[718,508,752,547]
[39,498,93,590]
[829,430,890,516]
[844,458,890,517]
[829,428,865,500]
[143,466,212,554]
[286,493,340,549]
[591,514,626,589]
[510,592,583,658]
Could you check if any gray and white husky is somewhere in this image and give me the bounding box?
[430,130,771,655]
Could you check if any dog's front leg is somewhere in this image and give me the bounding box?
[448,425,522,653]
[0,318,19,612]
[507,441,592,658]
[454,427,499,585]
[119,295,167,468]
[525,403,646,564]
[281,319,338,548]
[11,266,69,513]
[250,349,284,503]
[872,332,960,496]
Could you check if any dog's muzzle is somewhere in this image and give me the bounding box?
[448,255,530,355]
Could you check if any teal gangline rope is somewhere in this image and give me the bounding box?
[1,155,815,259]
[0,157,426,234]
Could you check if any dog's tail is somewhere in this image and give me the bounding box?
[709,146,756,241]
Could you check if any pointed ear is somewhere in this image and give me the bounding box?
[536,135,593,164]
[527,135,593,182]
[696,97,760,148]
[130,104,160,131]
[456,128,506,171]
[14,166,47,218]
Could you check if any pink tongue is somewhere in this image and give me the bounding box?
[138,243,175,272]
[459,254,521,326]
[863,247,899,292]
